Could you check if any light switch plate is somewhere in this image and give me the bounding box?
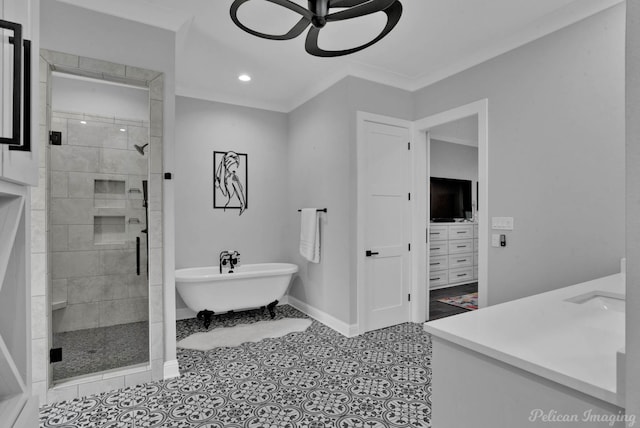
[492,216,514,230]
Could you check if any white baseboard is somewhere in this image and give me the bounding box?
[163,360,180,380]
[286,295,358,338]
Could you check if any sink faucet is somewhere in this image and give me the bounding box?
[219,250,240,274]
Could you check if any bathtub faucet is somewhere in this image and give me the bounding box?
[219,250,240,273]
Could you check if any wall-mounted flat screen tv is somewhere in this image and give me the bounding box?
[430,177,472,222]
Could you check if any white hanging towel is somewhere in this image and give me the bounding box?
[299,208,320,263]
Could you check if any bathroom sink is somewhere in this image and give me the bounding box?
[565,291,625,313]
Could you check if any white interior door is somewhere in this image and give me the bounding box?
[362,120,411,332]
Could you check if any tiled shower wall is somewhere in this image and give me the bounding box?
[50,112,150,333]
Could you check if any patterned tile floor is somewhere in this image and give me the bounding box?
[40,306,432,427]
[52,321,149,382]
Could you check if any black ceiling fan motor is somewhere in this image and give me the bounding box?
[230,0,403,57]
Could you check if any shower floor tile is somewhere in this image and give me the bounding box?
[52,321,149,382]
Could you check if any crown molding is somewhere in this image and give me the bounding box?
[176,84,291,113]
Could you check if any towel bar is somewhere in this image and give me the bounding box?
[297,208,327,212]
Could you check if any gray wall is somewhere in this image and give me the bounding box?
[287,77,412,325]
[174,97,289,270]
[287,79,352,323]
[414,4,626,304]
[626,0,640,417]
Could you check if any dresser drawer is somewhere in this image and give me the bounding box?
[448,239,473,254]
[448,253,473,269]
[429,270,449,288]
[448,224,473,240]
[429,255,448,271]
[429,225,448,242]
[430,241,448,256]
[449,267,474,284]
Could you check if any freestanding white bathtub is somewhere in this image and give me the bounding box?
[175,263,298,327]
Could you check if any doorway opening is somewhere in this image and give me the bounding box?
[411,99,488,322]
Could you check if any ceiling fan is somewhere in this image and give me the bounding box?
[230,0,403,57]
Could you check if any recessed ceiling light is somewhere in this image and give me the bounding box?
[238,74,251,82]
[80,120,87,124]
[120,128,126,132]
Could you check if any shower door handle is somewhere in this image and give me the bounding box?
[136,236,141,275]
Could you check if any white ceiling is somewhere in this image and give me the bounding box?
[57,0,622,112]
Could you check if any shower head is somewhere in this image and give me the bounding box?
[134,143,149,156]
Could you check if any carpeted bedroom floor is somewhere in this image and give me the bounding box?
[39,305,432,427]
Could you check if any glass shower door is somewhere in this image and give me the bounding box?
[49,105,150,382]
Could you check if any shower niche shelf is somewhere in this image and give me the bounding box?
[94,215,126,244]
[94,179,126,209]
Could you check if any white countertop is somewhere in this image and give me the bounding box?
[424,273,625,406]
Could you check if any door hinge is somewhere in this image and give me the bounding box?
[50,131,62,145]
[408,193,411,201]
[408,142,411,150]
[408,243,411,251]
[408,294,411,302]
[50,347,62,363]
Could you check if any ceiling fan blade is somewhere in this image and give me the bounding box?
[306,0,402,57]
[261,0,313,18]
[326,0,397,21]
[230,0,312,40]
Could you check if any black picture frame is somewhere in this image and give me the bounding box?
[213,150,248,214]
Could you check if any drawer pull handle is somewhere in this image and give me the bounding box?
[457,259,466,262]
[457,231,465,234]
[432,247,440,250]
[431,277,440,281]
[430,263,440,266]
[457,245,466,248]
[457,273,466,277]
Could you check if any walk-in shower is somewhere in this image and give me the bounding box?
[48,73,151,382]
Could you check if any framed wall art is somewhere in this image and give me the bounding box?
[213,150,248,215]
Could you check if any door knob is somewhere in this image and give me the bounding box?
[366,250,379,257]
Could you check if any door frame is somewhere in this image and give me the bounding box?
[356,112,413,334]
[412,99,489,322]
